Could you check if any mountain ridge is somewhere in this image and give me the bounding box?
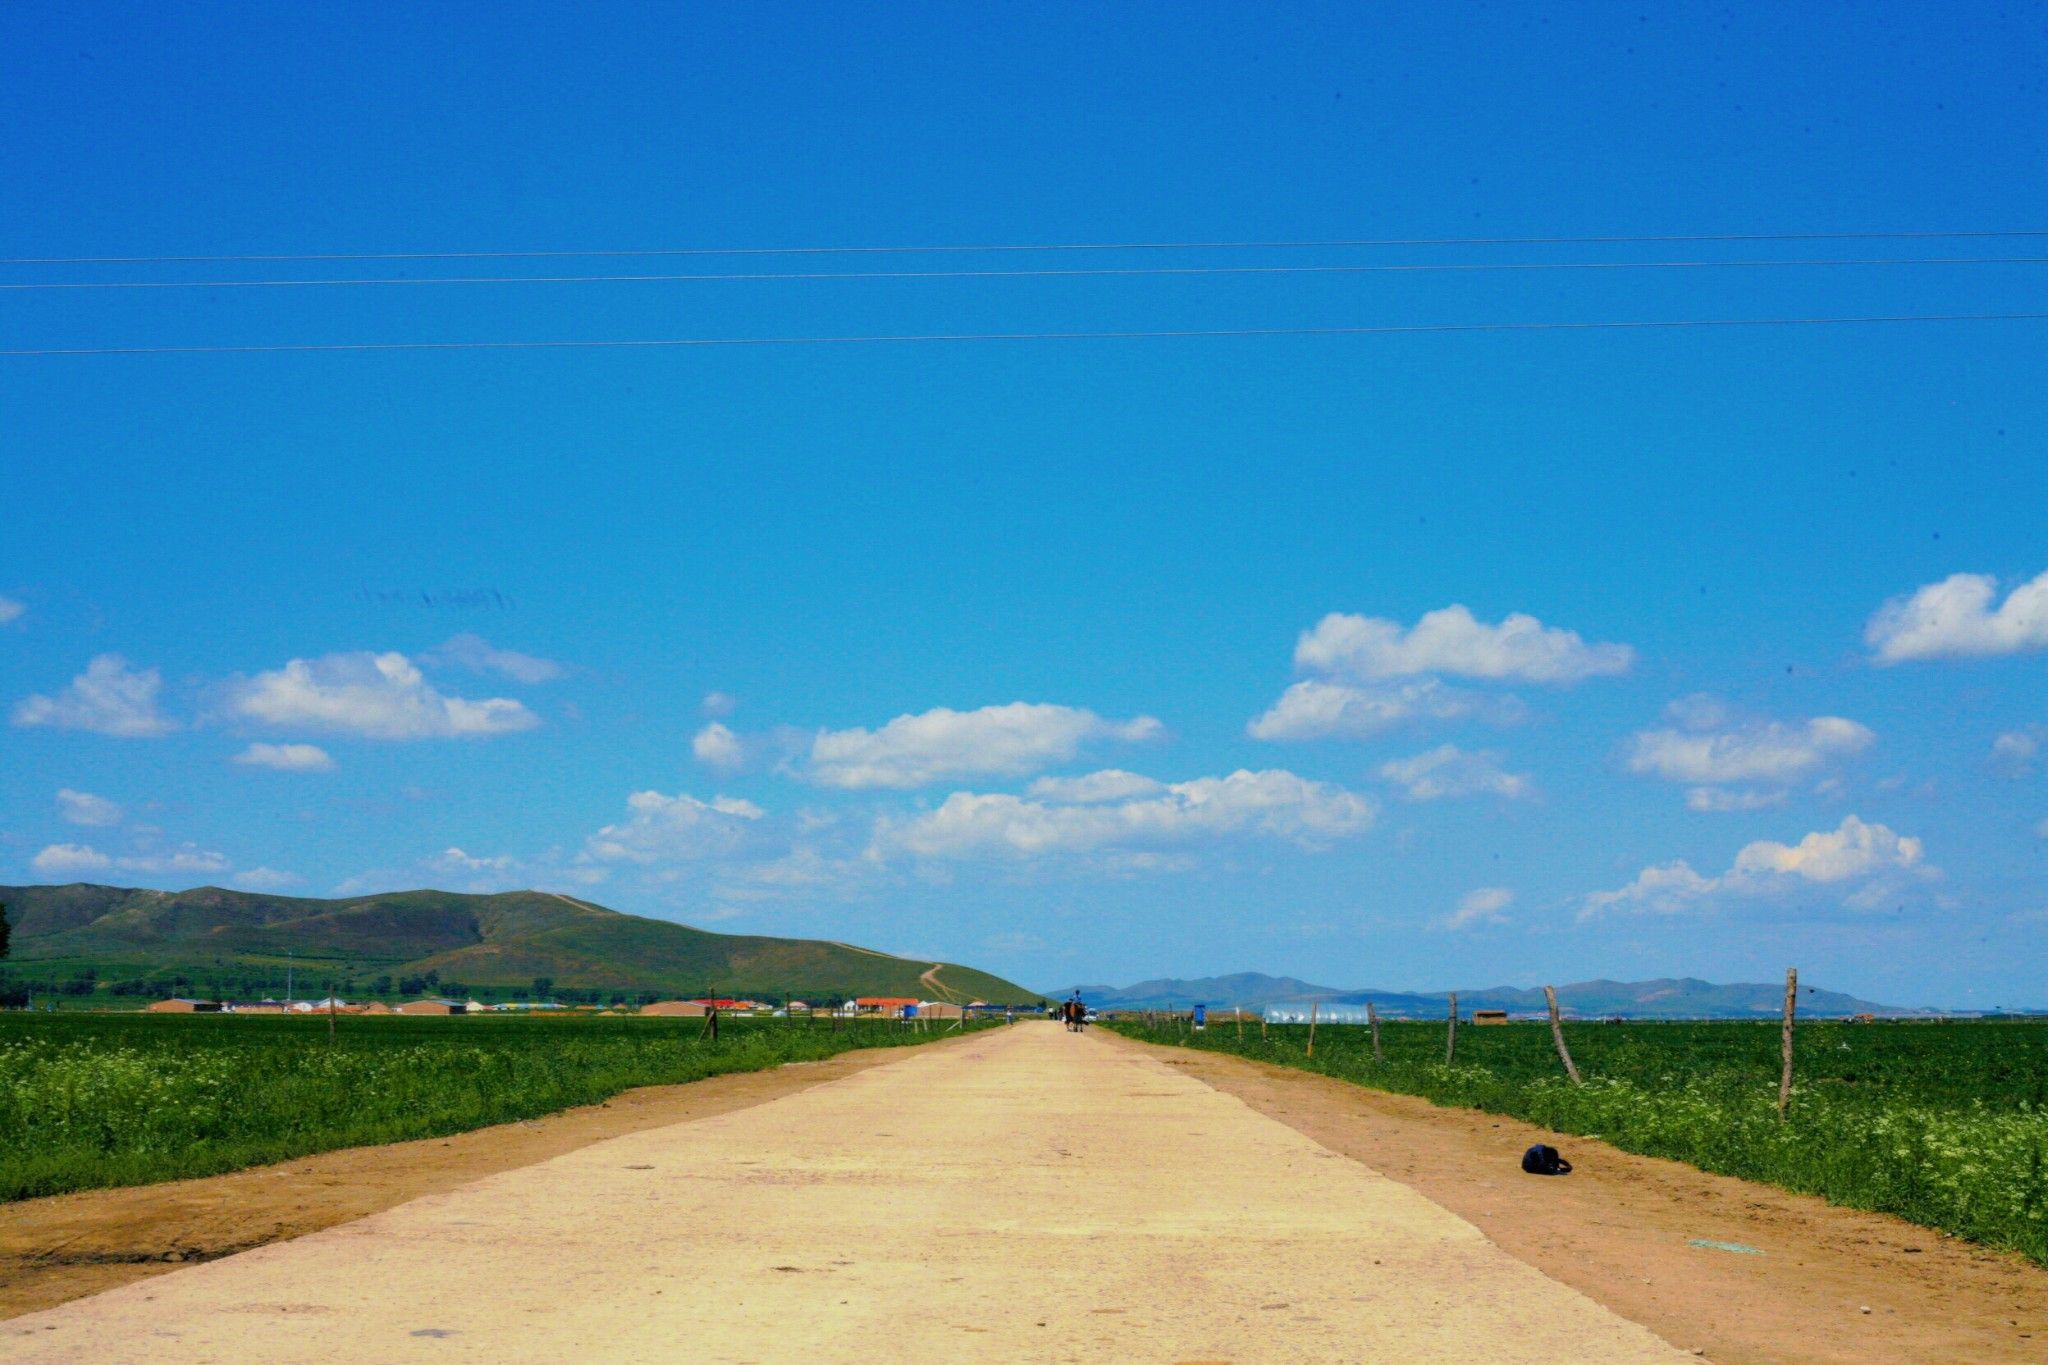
[1070,971,1931,1018]
[0,882,1039,1004]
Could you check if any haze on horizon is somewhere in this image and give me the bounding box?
[3,3,2045,1010]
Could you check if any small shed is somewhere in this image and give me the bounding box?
[917,1002,966,1019]
[1472,1009,1509,1026]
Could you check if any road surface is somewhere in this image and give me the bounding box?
[4,1023,1686,1362]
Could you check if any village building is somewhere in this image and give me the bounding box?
[145,998,221,1013]
[638,1000,709,1017]
[1472,1009,1510,1026]
[395,999,468,1016]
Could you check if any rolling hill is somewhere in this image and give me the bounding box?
[1072,971,1928,1018]
[0,883,1040,1004]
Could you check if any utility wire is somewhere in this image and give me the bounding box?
[8,311,2044,358]
[8,255,2047,292]
[8,229,2048,267]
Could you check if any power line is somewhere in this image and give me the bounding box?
[8,254,2047,293]
[8,229,2048,267]
[7,310,2043,358]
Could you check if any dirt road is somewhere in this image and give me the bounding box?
[4,1022,1687,1363]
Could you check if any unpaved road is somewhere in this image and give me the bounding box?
[5,1023,1686,1363]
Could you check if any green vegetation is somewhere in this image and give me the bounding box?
[0,1011,991,1201]
[0,882,1037,1004]
[1111,1017,2048,1265]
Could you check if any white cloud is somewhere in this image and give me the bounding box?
[701,691,737,718]
[31,842,113,876]
[422,633,563,684]
[232,742,335,772]
[1866,569,2048,664]
[1247,678,1520,740]
[1627,715,1874,785]
[692,722,746,772]
[582,790,765,864]
[1439,886,1513,930]
[1992,726,2045,777]
[427,847,517,873]
[2035,816,2048,840]
[1378,745,1531,801]
[13,654,176,737]
[807,703,1164,789]
[1295,606,1634,684]
[0,596,23,625]
[1685,787,1786,812]
[228,651,538,739]
[872,768,1376,861]
[28,840,230,879]
[1583,815,1930,917]
[1025,770,1166,803]
[56,788,123,827]
[232,866,302,891]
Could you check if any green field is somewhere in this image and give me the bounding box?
[1110,1016,2048,1265]
[0,1011,990,1202]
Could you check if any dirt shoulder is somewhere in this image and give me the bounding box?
[0,1042,919,1319]
[1109,1033,2048,1364]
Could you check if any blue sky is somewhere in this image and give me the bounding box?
[3,2,2046,1006]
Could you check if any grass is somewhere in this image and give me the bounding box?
[0,1011,990,1201]
[1109,1016,2048,1266]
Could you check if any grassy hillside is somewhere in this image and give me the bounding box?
[0,883,1038,1005]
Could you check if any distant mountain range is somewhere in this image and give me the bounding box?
[1070,972,1931,1018]
[0,883,1040,1004]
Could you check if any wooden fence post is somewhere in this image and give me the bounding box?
[1544,986,1582,1085]
[1778,967,1798,1121]
[1235,1005,1244,1042]
[1306,998,1319,1058]
[1260,1012,1268,1041]
[1445,992,1458,1065]
[1367,1001,1382,1062]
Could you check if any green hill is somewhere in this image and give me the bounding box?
[0,883,1039,1005]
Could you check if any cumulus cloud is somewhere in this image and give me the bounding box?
[1295,606,1634,684]
[1439,886,1513,930]
[13,655,176,737]
[872,768,1376,861]
[422,633,563,684]
[0,596,23,625]
[30,840,230,879]
[427,847,517,873]
[232,742,335,772]
[1582,815,1930,917]
[1866,569,2048,664]
[56,788,123,827]
[701,691,737,718]
[1025,770,1166,803]
[1250,605,1621,742]
[227,651,538,739]
[692,722,746,772]
[1627,714,1874,785]
[31,842,113,876]
[582,790,765,864]
[807,703,1164,789]
[232,867,302,890]
[1378,745,1531,801]
[1247,678,1521,740]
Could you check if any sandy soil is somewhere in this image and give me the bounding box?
[5,1023,1685,1363]
[1116,1032,2048,1364]
[0,1041,916,1319]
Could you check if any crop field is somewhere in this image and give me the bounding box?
[1110,1016,2048,1265]
[0,1012,984,1202]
